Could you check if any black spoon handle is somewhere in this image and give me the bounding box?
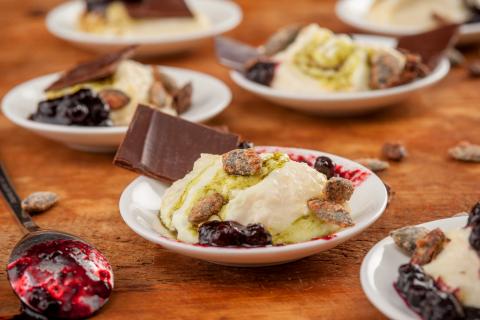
[0,163,39,233]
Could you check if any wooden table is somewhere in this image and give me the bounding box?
[1,0,479,319]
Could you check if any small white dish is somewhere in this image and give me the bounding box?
[1,66,231,152]
[336,0,480,44]
[118,146,388,267]
[46,0,242,56]
[360,216,467,320]
[230,34,449,116]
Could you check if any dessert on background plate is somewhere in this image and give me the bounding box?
[45,0,242,55]
[30,46,192,127]
[336,0,480,43]
[215,23,455,114]
[1,48,231,152]
[78,0,210,36]
[392,204,480,319]
[116,106,388,265]
[367,0,471,30]
[360,205,480,320]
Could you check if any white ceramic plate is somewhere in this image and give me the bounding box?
[46,0,242,56]
[118,146,388,267]
[360,216,468,320]
[336,0,480,44]
[1,66,231,152]
[230,34,450,116]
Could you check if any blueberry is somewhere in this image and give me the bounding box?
[314,156,335,179]
[66,104,89,124]
[244,224,272,246]
[238,141,254,149]
[245,59,276,86]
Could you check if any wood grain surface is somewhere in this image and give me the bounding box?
[1,0,479,319]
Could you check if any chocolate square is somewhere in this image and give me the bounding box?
[397,24,459,68]
[114,105,240,182]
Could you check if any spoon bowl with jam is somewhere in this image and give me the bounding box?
[0,163,113,319]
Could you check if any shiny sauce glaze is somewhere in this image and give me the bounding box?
[7,239,113,319]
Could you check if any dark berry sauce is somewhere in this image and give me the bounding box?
[7,239,113,319]
[468,202,480,256]
[394,263,480,320]
[198,221,272,247]
[30,89,112,127]
[245,59,277,86]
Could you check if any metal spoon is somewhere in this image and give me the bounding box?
[0,163,114,319]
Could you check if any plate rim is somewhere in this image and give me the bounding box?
[360,215,468,320]
[45,0,243,45]
[118,146,389,256]
[1,66,232,135]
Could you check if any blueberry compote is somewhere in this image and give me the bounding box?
[30,89,112,127]
[395,264,480,320]
[198,221,272,247]
[245,60,277,86]
[7,239,113,319]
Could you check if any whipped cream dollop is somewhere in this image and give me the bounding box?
[159,152,345,245]
[270,24,404,93]
[423,227,480,308]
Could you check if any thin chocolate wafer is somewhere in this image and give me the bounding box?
[114,105,240,182]
[397,24,459,68]
[125,0,193,19]
[46,45,137,91]
[215,36,260,71]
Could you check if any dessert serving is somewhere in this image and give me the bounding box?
[219,23,432,93]
[116,106,387,264]
[366,0,480,31]
[159,148,358,246]
[390,203,480,319]
[114,106,381,251]
[78,0,210,36]
[30,46,192,127]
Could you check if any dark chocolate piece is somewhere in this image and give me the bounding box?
[114,105,240,182]
[397,24,459,69]
[46,45,137,91]
[262,24,303,56]
[215,36,260,71]
[125,0,193,19]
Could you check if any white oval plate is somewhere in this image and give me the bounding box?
[1,67,231,152]
[360,216,468,320]
[336,0,480,44]
[230,34,449,116]
[46,0,242,56]
[118,146,388,267]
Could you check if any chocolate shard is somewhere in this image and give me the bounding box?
[397,24,459,69]
[125,0,193,19]
[113,105,240,182]
[215,36,260,71]
[261,24,304,56]
[46,45,137,91]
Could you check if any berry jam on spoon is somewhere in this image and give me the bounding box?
[0,163,114,319]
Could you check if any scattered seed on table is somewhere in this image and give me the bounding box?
[21,191,59,214]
